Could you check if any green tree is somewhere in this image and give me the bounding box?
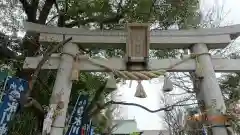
[219,73,240,134]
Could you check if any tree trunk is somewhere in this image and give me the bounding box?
[15,0,54,133]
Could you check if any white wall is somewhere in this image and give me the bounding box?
[142,130,169,135]
[111,80,166,130]
[112,120,141,134]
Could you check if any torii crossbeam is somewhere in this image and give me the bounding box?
[23,22,240,135]
[24,22,240,49]
[24,55,240,72]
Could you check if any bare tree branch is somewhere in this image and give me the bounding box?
[170,92,189,96]
[27,37,72,96]
[90,98,197,117]
[86,81,107,113]
[20,37,72,114]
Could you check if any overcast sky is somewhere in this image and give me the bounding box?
[114,0,240,131]
[201,0,240,25]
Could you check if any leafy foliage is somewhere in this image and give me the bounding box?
[219,73,240,133]
[220,73,240,105]
[64,0,200,29]
[130,132,140,135]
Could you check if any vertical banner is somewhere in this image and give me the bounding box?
[87,121,94,135]
[89,126,94,135]
[81,111,91,135]
[66,95,89,135]
[86,120,92,135]
[0,76,28,135]
[202,126,208,135]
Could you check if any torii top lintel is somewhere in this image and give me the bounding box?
[24,22,240,49]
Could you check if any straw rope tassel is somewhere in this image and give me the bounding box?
[162,74,173,92]
[105,72,117,92]
[129,80,132,88]
[71,56,79,81]
[135,80,147,98]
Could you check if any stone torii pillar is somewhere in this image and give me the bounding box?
[191,44,228,135]
[48,43,79,135]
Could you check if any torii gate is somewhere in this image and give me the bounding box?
[23,22,240,135]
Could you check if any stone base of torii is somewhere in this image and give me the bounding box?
[23,22,240,135]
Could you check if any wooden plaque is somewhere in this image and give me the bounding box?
[125,23,150,70]
[126,23,150,59]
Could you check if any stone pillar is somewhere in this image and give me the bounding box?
[191,44,228,135]
[50,43,79,135]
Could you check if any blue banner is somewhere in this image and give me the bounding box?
[66,95,89,135]
[202,126,207,135]
[82,111,91,135]
[89,127,94,135]
[0,76,28,135]
[86,121,93,135]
